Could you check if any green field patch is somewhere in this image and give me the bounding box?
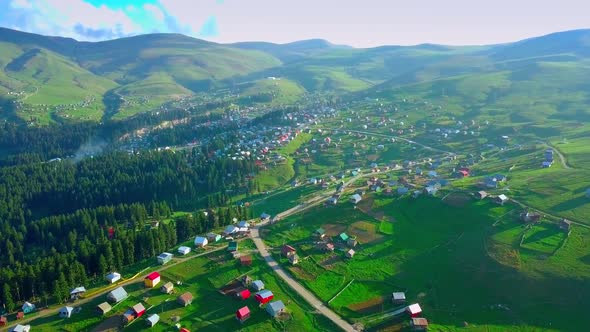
[521,223,566,255]
[378,220,394,235]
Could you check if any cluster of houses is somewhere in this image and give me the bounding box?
[313,228,358,259]
[391,292,429,331]
[0,302,36,331]
[233,275,288,323]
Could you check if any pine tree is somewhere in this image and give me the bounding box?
[2,283,15,312]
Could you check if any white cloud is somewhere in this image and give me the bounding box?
[10,0,33,9]
[144,4,165,22]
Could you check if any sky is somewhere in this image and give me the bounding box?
[1,0,589,47]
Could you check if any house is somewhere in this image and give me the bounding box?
[22,302,35,314]
[347,237,358,247]
[423,186,438,196]
[105,272,121,284]
[410,317,429,331]
[318,242,335,252]
[228,241,239,252]
[238,220,250,228]
[241,275,253,287]
[223,225,239,236]
[132,303,146,317]
[207,233,222,242]
[350,194,362,204]
[392,292,406,304]
[178,246,191,255]
[326,197,338,205]
[266,300,286,318]
[160,282,174,294]
[157,252,173,265]
[520,211,541,223]
[494,194,509,205]
[475,191,488,200]
[96,302,112,315]
[406,303,422,317]
[289,254,300,265]
[260,213,271,222]
[281,245,297,257]
[146,314,160,327]
[16,312,24,320]
[236,306,251,323]
[58,306,74,318]
[107,287,128,303]
[545,149,554,162]
[255,290,274,304]
[9,325,30,332]
[493,174,507,182]
[237,289,251,300]
[397,187,409,195]
[346,249,355,258]
[252,280,265,291]
[70,286,86,300]
[314,228,326,239]
[177,292,194,307]
[542,161,553,168]
[309,178,318,185]
[144,272,161,288]
[240,255,253,266]
[484,178,498,188]
[560,219,572,232]
[194,236,208,248]
[456,169,469,178]
[339,232,350,242]
[179,328,190,332]
[0,316,7,326]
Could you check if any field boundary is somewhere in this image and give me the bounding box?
[328,279,355,304]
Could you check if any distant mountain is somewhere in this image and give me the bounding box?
[1,27,590,124]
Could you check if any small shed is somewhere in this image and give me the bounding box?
[475,191,488,200]
[9,324,30,332]
[281,245,296,257]
[107,287,128,303]
[494,194,509,205]
[146,314,160,327]
[132,303,146,318]
[177,292,194,307]
[207,233,222,242]
[240,255,253,266]
[160,282,174,294]
[105,272,121,284]
[157,252,173,265]
[237,289,251,300]
[236,306,251,323]
[350,194,362,204]
[59,306,74,318]
[144,272,161,288]
[178,246,191,255]
[70,286,86,300]
[266,300,286,317]
[97,302,112,315]
[314,228,326,239]
[252,280,265,291]
[318,242,335,252]
[255,290,274,304]
[22,302,35,314]
[410,317,429,330]
[289,254,300,265]
[260,213,271,222]
[228,241,239,252]
[339,232,349,242]
[346,249,355,258]
[392,292,406,304]
[194,236,208,248]
[406,303,422,317]
[560,219,572,232]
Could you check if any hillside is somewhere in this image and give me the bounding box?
[1,27,590,124]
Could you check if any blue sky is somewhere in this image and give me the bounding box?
[1,0,589,47]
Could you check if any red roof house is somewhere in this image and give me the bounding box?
[236,306,251,322]
[240,255,252,266]
[281,245,296,257]
[0,316,7,326]
[144,272,161,288]
[237,289,251,300]
[16,312,24,320]
[255,290,274,304]
[132,303,146,318]
[180,328,190,332]
[458,169,469,177]
[406,303,422,317]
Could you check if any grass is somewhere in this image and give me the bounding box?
[261,194,590,331]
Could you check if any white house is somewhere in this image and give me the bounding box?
[146,314,160,327]
[223,225,239,236]
[59,306,74,318]
[9,324,31,332]
[157,252,173,265]
[350,194,362,204]
[105,272,121,284]
[177,246,191,255]
[194,236,209,248]
[495,194,509,205]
